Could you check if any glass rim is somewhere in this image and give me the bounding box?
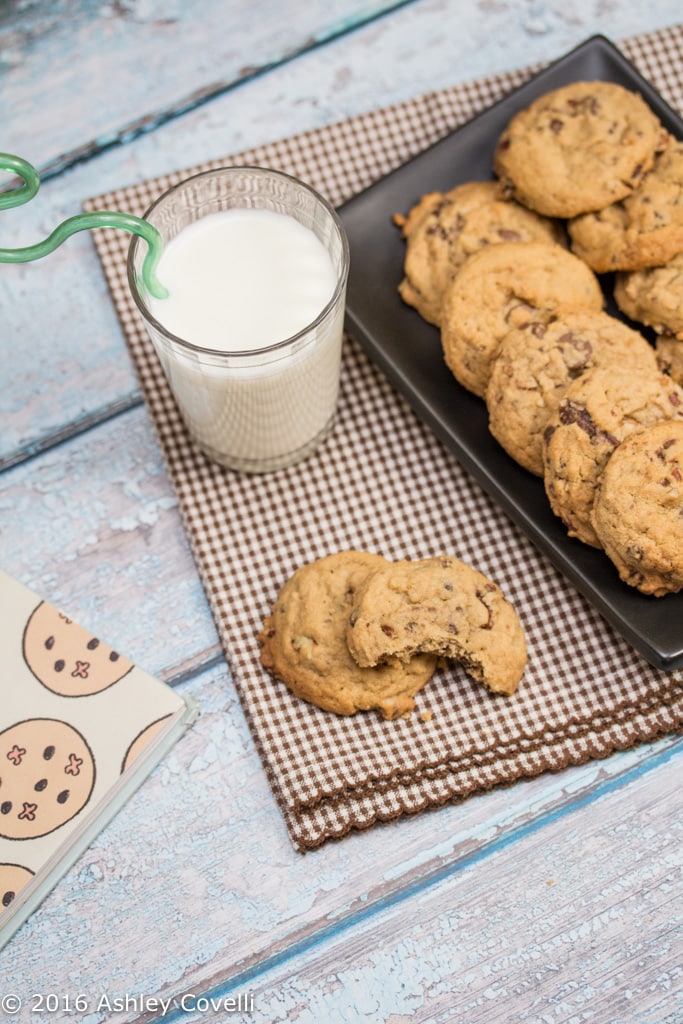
[126,164,350,359]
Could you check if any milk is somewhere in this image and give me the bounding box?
[133,176,349,473]
[148,209,337,352]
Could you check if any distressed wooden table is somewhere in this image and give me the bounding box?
[1,2,682,1022]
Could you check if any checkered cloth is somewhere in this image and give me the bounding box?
[87,24,683,851]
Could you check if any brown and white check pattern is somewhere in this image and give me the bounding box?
[87,25,683,851]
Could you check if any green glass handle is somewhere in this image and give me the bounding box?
[0,153,168,299]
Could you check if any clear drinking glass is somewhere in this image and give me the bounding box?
[127,166,350,473]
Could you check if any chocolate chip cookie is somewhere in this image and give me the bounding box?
[440,240,604,397]
[486,311,658,476]
[569,137,683,272]
[494,80,666,218]
[656,335,683,387]
[614,249,683,341]
[258,551,438,718]
[591,420,683,596]
[345,555,527,696]
[542,367,683,547]
[395,180,565,325]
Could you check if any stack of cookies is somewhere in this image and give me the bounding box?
[258,552,527,717]
[396,80,683,597]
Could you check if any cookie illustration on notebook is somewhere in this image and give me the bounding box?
[0,719,96,840]
[121,715,172,772]
[0,569,194,947]
[0,863,34,908]
[23,601,133,696]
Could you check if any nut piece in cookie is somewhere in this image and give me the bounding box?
[486,310,658,476]
[346,555,527,696]
[440,241,604,398]
[494,80,666,218]
[395,180,565,326]
[591,421,683,596]
[258,551,437,719]
[542,367,683,547]
[569,137,683,272]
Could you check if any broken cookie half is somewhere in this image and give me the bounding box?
[346,555,527,696]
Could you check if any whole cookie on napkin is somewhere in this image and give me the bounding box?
[493,80,666,218]
[486,310,658,476]
[395,180,565,326]
[591,420,683,596]
[346,555,527,696]
[440,240,604,397]
[258,551,438,719]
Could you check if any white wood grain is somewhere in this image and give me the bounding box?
[222,747,681,1024]
[4,0,682,173]
[1,0,407,172]
[0,404,218,678]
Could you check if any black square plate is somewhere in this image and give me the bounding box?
[339,34,683,671]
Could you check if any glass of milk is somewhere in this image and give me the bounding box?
[127,166,350,473]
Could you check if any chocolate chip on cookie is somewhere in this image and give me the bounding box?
[655,335,683,387]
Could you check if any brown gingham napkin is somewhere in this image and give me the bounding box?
[86,24,683,851]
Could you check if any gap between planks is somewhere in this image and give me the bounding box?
[29,0,419,184]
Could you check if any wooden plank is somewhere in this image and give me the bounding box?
[0,237,141,469]
[0,404,220,679]
[0,656,678,1020]
[1,0,412,174]
[224,744,682,1024]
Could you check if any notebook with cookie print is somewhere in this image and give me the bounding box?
[0,569,198,950]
